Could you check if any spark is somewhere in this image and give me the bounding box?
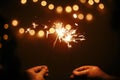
[25,28,31,33]
[75,23,79,26]
[32,22,38,28]
[50,22,85,48]
[44,25,48,29]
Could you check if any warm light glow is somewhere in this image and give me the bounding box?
[65,6,72,13]
[21,0,27,4]
[56,6,63,14]
[38,30,45,37]
[98,3,104,10]
[19,28,25,34]
[48,4,54,10]
[65,24,72,30]
[75,23,79,26]
[49,28,55,34]
[78,13,84,20]
[86,13,93,21]
[4,24,9,29]
[41,0,47,7]
[79,0,86,4]
[88,0,94,5]
[52,22,85,48]
[73,13,78,19]
[29,30,35,36]
[33,0,38,3]
[3,34,8,40]
[32,22,38,28]
[94,0,100,3]
[12,19,18,27]
[73,4,79,11]
[26,28,30,33]
[0,43,2,48]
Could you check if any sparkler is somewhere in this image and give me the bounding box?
[50,22,85,48]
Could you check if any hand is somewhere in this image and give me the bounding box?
[70,65,115,80]
[26,65,48,80]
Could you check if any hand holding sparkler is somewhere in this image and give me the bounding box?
[70,65,118,80]
[26,65,49,80]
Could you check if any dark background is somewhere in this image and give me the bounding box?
[0,0,120,80]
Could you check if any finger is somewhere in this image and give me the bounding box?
[26,66,43,74]
[74,66,91,71]
[73,69,89,76]
[38,66,48,76]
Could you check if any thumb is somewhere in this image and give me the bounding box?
[38,66,48,77]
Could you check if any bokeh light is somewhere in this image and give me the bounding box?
[94,0,100,3]
[65,24,72,30]
[41,0,47,7]
[32,0,38,3]
[12,19,18,27]
[29,30,35,36]
[78,13,84,20]
[88,0,94,5]
[73,13,78,19]
[19,28,25,34]
[73,4,79,11]
[4,24,9,29]
[3,34,8,40]
[79,0,87,4]
[49,28,55,34]
[21,0,27,4]
[65,6,72,13]
[98,3,104,10]
[48,4,54,10]
[86,13,93,21]
[38,30,45,38]
[56,6,63,14]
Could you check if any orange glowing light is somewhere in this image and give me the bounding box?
[65,24,72,30]
[98,3,104,10]
[65,6,72,13]
[33,0,38,3]
[29,30,35,36]
[79,0,86,4]
[4,24,9,29]
[38,30,45,37]
[19,28,25,34]
[21,0,27,4]
[73,4,79,11]
[78,13,84,20]
[41,0,47,7]
[88,0,94,5]
[73,13,78,19]
[56,6,63,14]
[94,0,100,3]
[48,4,54,10]
[12,19,18,27]
[3,34,8,40]
[86,13,93,21]
[49,28,55,34]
